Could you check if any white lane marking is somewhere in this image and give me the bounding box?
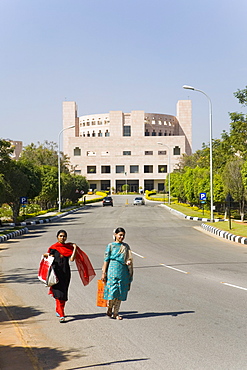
[132,251,145,258]
[221,282,247,291]
[160,264,189,274]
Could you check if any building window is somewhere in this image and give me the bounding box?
[158,150,167,155]
[74,147,81,156]
[144,165,153,173]
[145,151,153,155]
[116,165,125,173]
[152,130,156,136]
[92,131,96,137]
[98,130,102,137]
[123,125,131,136]
[74,169,81,174]
[87,166,96,174]
[101,165,111,174]
[130,165,139,173]
[158,131,162,136]
[123,151,131,155]
[158,165,167,173]
[174,146,181,155]
[87,131,90,137]
[87,151,96,156]
[105,130,110,137]
[145,130,150,136]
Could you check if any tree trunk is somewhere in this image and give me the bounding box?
[239,199,245,222]
[11,201,20,223]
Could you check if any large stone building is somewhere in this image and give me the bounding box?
[62,100,192,192]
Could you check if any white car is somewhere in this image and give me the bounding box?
[133,197,145,205]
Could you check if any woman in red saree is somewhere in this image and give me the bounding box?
[44,229,96,322]
[45,230,78,322]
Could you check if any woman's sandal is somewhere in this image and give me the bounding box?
[112,315,123,320]
[59,317,65,323]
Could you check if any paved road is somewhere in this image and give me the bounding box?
[1,195,247,369]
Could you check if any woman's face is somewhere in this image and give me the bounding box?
[57,232,67,244]
[115,231,125,243]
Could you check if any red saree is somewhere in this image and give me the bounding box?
[48,242,95,286]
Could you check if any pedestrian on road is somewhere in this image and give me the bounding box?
[101,227,133,320]
[44,230,96,323]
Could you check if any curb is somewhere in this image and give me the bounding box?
[160,204,224,222]
[201,223,247,245]
[0,227,29,243]
[0,206,84,243]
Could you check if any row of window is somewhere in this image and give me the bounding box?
[78,127,174,138]
[87,165,168,174]
[79,118,175,127]
[74,147,181,156]
[145,130,173,136]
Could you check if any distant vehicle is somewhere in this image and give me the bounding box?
[133,197,145,205]
[103,196,113,207]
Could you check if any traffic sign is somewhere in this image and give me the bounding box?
[199,192,206,201]
[20,196,28,205]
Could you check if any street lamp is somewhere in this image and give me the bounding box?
[183,85,214,221]
[58,125,75,212]
[124,171,127,194]
[157,142,171,205]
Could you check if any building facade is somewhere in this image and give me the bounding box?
[63,100,192,192]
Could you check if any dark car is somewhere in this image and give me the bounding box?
[103,196,113,207]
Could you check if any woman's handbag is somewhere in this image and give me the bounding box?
[46,265,59,287]
[96,279,108,307]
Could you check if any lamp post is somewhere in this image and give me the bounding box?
[58,125,75,212]
[182,85,214,221]
[157,142,171,205]
[124,171,127,194]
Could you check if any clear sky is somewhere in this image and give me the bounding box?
[1,0,247,152]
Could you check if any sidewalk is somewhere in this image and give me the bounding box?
[0,300,41,370]
[0,195,103,369]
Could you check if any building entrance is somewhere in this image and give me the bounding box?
[116,180,139,193]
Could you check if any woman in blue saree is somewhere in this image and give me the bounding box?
[101,227,133,320]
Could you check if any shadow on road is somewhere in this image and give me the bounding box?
[0,305,43,322]
[65,310,194,322]
[65,357,150,369]
[1,267,41,285]
[0,344,82,370]
[123,310,195,319]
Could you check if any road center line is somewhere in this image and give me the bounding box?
[132,251,145,258]
[221,282,247,291]
[160,264,189,274]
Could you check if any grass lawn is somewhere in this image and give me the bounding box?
[205,220,247,238]
[168,203,212,218]
[154,199,247,238]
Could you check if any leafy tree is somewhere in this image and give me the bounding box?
[61,173,89,204]
[223,159,245,221]
[21,141,70,172]
[2,161,30,221]
[234,86,247,106]
[35,165,58,209]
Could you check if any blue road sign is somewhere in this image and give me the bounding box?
[20,196,28,204]
[199,192,207,201]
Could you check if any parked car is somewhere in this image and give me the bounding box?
[133,197,145,205]
[103,196,113,207]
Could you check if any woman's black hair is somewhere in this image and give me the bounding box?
[56,230,67,238]
[114,227,125,235]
